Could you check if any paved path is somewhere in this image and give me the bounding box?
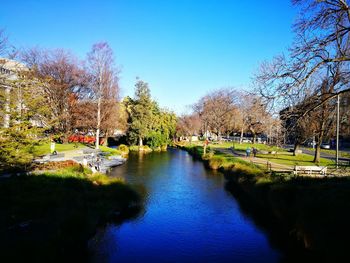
[216,148,294,172]
[34,147,125,173]
[300,148,350,165]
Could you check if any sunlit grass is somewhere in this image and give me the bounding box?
[198,141,285,152]
[31,142,86,156]
[256,152,334,166]
[99,145,123,156]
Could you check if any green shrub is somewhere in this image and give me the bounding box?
[208,156,225,170]
[118,144,129,154]
[129,145,139,151]
[139,145,152,152]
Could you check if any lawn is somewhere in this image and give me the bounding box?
[207,141,284,152]
[99,145,124,156]
[31,142,86,156]
[256,152,334,166]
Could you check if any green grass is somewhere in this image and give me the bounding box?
[256,152,334,166]
[0,166,142,262]
[190,141,336,167]
[99,145,123,156]
[204,141,285,152]
[31,142,86,156]
[179,143,266,179]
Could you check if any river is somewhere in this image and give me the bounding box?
[89,148,282,262]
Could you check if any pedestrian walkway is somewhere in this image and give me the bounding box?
[34,147,125,173]
[216,148,294,172]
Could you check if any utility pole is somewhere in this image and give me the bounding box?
[336,94,340,168]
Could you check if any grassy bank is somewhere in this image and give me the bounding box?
[178,143,267,179]
[178,142,350,261]
[0,166,142,262]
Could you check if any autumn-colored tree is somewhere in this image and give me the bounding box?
[176,114,201,143]
[20,48,85,135]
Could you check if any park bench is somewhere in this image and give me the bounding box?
[294,165,327,176]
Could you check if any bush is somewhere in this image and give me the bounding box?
[139,145,152,152]
[129,145,139,151]
[145,131,168,149]
[208,156,225,170]
[118,144,129,154]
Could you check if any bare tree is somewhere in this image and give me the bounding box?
[0,29,9,57]
[176,113,201,143]
[87,42,119,149]
[241,95,269,144]
[194,88,236,141]
[256,0,350,109]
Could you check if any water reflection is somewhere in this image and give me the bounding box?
[89,149,282,263]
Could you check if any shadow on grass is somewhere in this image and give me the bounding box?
[225,176,350,262]
[0,173,143,263]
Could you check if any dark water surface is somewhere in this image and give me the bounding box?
[89,149,282,262]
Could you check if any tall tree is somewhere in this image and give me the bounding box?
[87,42,119,149]
[21,48,84,135]
[256,0,350,110]
[126,79,154,146]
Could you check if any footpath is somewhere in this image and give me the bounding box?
[216,147,294,172]
[34,147,125,173]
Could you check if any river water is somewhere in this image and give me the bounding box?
[89,149,282,262]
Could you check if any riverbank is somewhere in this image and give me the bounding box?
[178,143,350,262]
[0,165,142,262]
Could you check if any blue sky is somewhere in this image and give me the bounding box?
[0,0,297,113]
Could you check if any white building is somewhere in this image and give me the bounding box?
[0,58,29,128]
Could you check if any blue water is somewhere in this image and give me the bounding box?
[89,149,281,262]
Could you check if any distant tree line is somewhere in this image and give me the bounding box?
[176,88,279,145]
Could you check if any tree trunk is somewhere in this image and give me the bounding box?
[313,133,323,163]
[3,85,10,128]
[293,142,300,156]
[103,130,109,146]
[314,143,321,163]
[95,96,101,149]
[240,127,244,144]
[252,133,256,144]
[139,137,143,147]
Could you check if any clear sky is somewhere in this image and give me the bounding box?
[0,0,297,114]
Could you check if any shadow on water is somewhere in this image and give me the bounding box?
[224,181,320,263]
[224,176,350,263]
[0,173,144,263]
